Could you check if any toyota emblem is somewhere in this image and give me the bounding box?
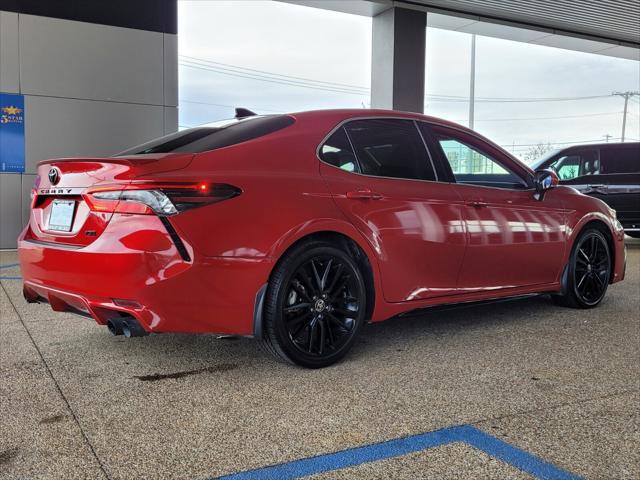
[48,168,60,185]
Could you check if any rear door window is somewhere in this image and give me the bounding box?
[342,119,436,181]
[600,146,639,174]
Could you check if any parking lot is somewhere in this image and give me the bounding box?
[1,240,638,480]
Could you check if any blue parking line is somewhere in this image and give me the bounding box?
[214,425,581,480]
[0,263,19,270]
[460,426,580,480]
[0,276,22,280]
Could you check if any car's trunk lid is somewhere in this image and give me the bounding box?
[27,153,193,246]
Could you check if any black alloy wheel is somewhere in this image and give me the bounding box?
[262,241,367,368]
[553,228,611,308]
[574,232,611,305]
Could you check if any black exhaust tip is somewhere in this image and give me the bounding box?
[121,317,148,338]
[107,318,124,336]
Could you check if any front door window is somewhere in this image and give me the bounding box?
[435,136,528,190]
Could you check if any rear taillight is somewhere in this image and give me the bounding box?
[84,183,241,216]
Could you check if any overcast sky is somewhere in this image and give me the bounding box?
[178,0,640,159]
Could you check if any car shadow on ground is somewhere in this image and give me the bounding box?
[84,293,567,372]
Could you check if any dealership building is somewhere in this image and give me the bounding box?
[0,0,638,248]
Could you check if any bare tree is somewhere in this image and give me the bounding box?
[522,142,554,164]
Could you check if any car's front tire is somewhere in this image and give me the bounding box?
[552,228,612,309]
[261,240,367,368]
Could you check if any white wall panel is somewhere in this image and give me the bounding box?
[164,34,178,107]
[164,106,178,134]
[0,11,175,248]
[21,173,35,227]
[0,173,22,248]
[19,14,164,105]
[24,95,164,173]
[0,11,20,93]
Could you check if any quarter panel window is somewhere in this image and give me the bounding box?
[319,127,360,173]
[343,119,436,181]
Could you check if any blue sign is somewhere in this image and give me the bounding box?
[0,92,25,173]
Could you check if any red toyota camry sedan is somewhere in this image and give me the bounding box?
[18,109,626,368]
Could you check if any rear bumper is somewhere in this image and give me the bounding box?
[18,214,271,335]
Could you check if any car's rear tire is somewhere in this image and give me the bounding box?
[625,231,640,239]
[552,228,611,309]
[261,240,367,368]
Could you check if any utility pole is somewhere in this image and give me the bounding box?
[603,134,612,143]
[612,91,639,142]
[469,34,476,130]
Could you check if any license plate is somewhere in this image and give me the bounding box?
[48,200,76,232]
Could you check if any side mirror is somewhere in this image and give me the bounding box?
[533,169,559,200]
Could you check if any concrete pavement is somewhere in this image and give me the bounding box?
[1,240,638,479]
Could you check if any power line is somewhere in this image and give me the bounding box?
[181,96,622,124]
[180,55,616,103]
[500,137,623,148]
[181,58,367,94]
[180,62,370,96]
[180,55,370,92]
[181,56,368,91]
[426,94,611,103]
[451,111,622,123]
[181,98,283,113]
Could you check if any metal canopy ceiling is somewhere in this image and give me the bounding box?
[406,0,639,46]
[283,0,640,51]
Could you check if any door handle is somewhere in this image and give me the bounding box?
[346,189,383,200]
[466,200,488,208]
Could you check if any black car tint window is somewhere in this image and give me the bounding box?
[343,119,436,181]
[319,127,361,173]
[601,147,640,174]
[118,115,295,155]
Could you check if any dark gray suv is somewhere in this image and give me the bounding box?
[532,142,640,238]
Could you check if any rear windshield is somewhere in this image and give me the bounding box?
[116,115,295,156]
